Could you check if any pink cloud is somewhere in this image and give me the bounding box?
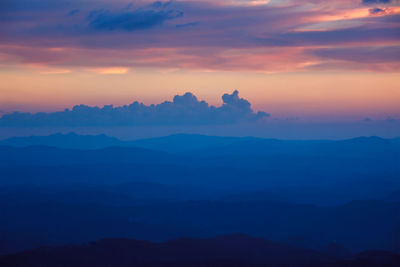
[0,0,399,73]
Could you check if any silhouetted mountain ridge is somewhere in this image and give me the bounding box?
[1,235,399,267]
[128,133,262,153]
[1,193,399,255]
[1,133,400,259]
[0,133,122,149]
[2,133,399,156]
[0,144,174,166]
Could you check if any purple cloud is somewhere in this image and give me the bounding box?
[362,0,392,5]
[87,5,183,32]
[310,46,400,63]
[0,91,270,127]
[0,0,399,73]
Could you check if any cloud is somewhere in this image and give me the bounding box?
[369,7,386,14]
[176,21,199,28]
[386,116,398,122]
[309,46,400,63]
[362,0,392,5]
[87,5,183,31]
[274,26,400,46]
[0,0,399,73]
[67,9,80,17]
[0,91,270,127]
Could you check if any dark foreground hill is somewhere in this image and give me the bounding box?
[1,194,399,255]
[1,235,399,267]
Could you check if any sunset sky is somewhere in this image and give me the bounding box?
[1,0,399,127]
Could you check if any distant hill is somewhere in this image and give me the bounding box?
[181,136,400,158]
[0,133,262,152]
[1,134,399,203]
[1,133,400,257]
[0,145,173,166]
[128,133,261,153]
[1,133,399,157]
[386,190,400,202]
[1,235,399,267]
[0,132,122,149]
[0,183,218,206]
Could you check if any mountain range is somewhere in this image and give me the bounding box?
[1,235,399,267]
[1,133,399,263]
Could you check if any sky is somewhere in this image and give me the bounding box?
[0,0,400,138]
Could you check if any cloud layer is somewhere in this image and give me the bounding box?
[87,3,183,31]
[0,0,399,73]
[0,91,270,127]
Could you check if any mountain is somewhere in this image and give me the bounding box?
[1,235,399,267]
[1,134,399,203]
[386,190,400,202]
[1,193,399,255]
[1,133,400,158]
[0,183,219,205]
[127,133,261,153]
[0,145,173,167]
[181,136,400,158]
[1,133,400,257]
[0,133,261,152]
[0,132,122,149]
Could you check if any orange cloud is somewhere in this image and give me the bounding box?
[87,67,130,75]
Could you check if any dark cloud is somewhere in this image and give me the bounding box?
[67,9,80,17]
[369,7,386,14]
[362,0,391,5]
[310,46,400,63]
[274,26,400,46]
[0,91,270,127]
[386,116,398,122]
[87,5,183,32]
[176,21,199,28]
